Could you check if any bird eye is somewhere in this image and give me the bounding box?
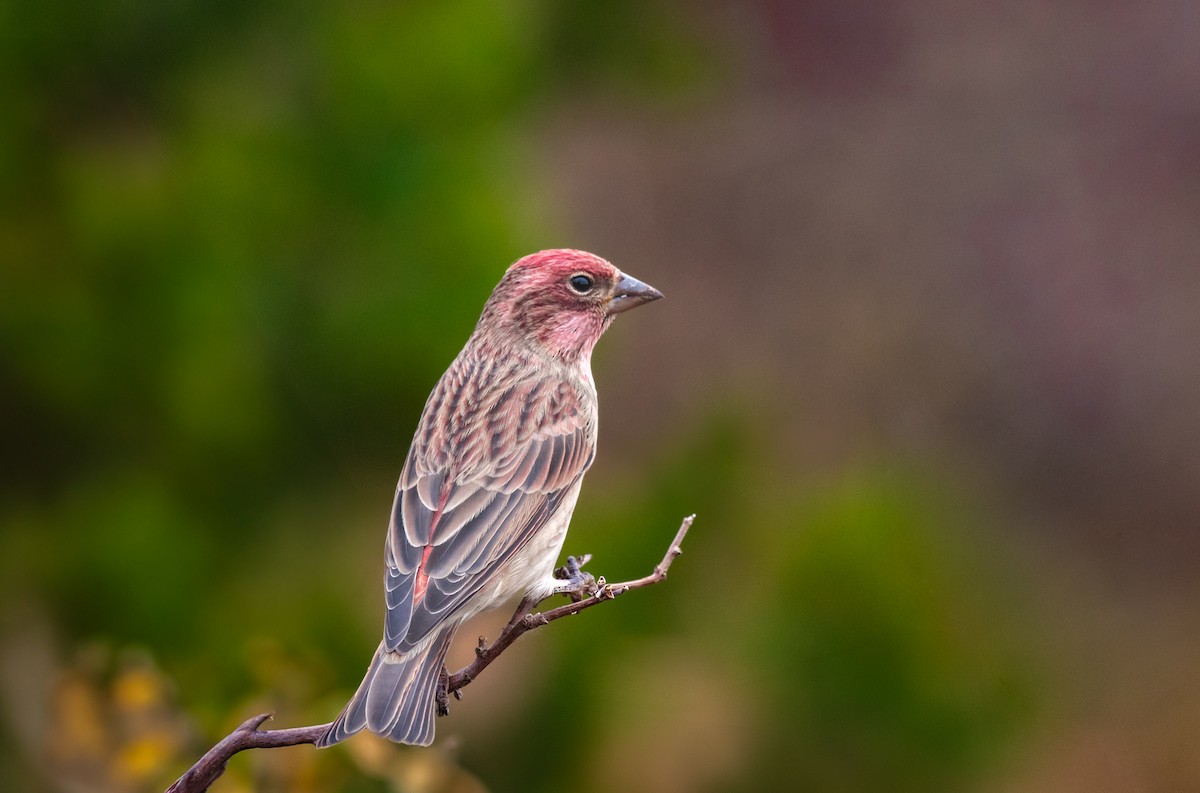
[569,274,594,294]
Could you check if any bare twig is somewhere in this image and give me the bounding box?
[165,514,695,793]
[447,514,695,690]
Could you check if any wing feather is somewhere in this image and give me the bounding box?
[430,487,497,544]
[415,472,443,511]
[384,532,420,647]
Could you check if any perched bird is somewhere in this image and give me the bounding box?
[318,249,662,747]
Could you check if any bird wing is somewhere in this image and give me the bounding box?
[382,357,595,655]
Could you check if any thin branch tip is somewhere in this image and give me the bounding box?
[242,713,274,731]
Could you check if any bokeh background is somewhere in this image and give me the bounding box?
[4,1,1200,791]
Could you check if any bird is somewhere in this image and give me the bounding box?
[318,249,663,747]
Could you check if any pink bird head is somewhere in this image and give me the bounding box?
[477,249,663,362]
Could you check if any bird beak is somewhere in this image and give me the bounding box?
[607,273,664,315]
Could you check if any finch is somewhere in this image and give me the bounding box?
[318,249,663,747]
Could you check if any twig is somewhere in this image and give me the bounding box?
[447,513,694,690]
[165,514,695,793]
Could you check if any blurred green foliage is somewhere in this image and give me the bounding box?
[0,3,1036,792]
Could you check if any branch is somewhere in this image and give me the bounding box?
[166,715,328,793]
[165,514,695,793]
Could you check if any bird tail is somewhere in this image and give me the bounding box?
[317,628,455,748]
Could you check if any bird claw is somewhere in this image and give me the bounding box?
[554,554,591,579]
[436,666,451,717]
[554,554,599,601]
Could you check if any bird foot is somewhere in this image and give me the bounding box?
[436,666,450,717]
[435,666,461,717]
[553,554,602,601]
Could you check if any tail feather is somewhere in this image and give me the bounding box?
[318,628,455,748]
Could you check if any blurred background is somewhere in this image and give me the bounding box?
[3,1,1200,791]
